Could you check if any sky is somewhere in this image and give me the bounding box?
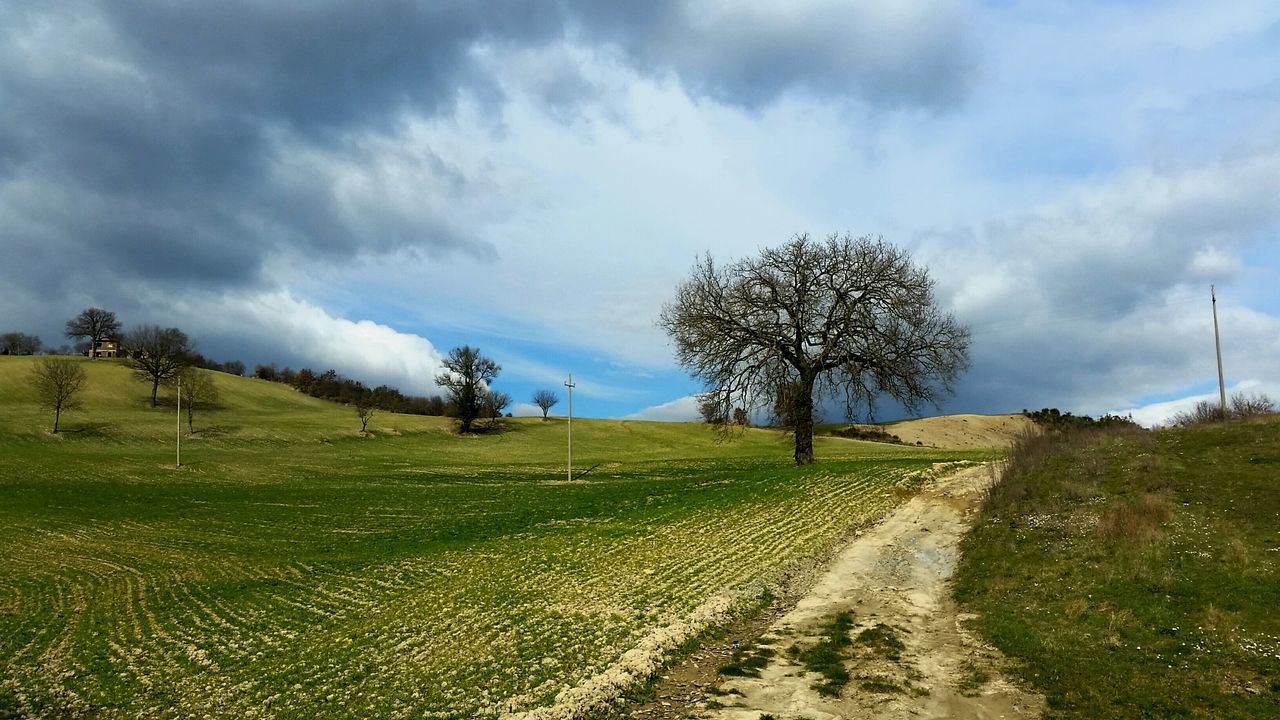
[1,1,1277,426]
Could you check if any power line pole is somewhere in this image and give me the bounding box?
[176,375,182,468]
[1212,285,1227,417]
[564,374,575,482]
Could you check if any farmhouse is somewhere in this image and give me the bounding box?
[88,337,122,358]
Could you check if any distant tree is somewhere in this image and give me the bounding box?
[733,407,750,426]
[532,389,559,419]
[124,325,193,407]
[30,357,87,433]
[65,308,121,359]
[172,367,220,433]
[222,359,246,376]
[355,399,375,434]
[434,346,500,434]
[1,332,41,355]
[661,234,970,465]
[698,394,726,424]
[484,389,512,422]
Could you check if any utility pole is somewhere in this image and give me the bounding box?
[1212,285,1227,417]
[564,374,575,481]
[176,376,182,468]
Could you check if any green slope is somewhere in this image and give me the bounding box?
[0,355,983,718]
[955,419,1280,718]
[0,355,924,465]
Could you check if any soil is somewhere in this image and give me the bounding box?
[629,465,1044,720]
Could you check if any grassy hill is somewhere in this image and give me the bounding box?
[0,356,983,718]
[955,417,1280,718]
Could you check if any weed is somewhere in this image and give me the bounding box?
[790,611,855,697]
[956,661,991,697]
[719,643,777,677]
[854,623,905,662]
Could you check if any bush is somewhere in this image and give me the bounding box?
[1167,392,1275,427]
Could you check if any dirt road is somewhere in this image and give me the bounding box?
[699,465,1043,720]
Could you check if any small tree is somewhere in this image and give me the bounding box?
[532,389,559,419]
[31,358,87,433]
[356,400,376,434]
[66,308,121,359]
[485,389,512,423]
[434,346,500,434]
[124,325,193,407]
[660,234,970,465]
[172,367,220,433]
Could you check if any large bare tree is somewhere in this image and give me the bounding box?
[434,346,500,434]
[65,308,121,359]
[660,234,970,465]
[124,325,193,407]
[531,389,559,419]
[31,357,87,433]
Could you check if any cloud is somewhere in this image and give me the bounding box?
[921,145,1280,417]
[624,395,701,422]
[1111,380,1280,428]
[165,291,447,395]
[567,0,977,110]
[509,402,545,418]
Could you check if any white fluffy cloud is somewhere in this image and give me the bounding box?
[163,290,446,395]
[624,395,701,422]
[1112,380,1280,428]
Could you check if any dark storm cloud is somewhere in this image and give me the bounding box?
[0,0,976,344]
[567,1,976,110]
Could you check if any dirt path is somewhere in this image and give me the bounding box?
[677,465,1043,720]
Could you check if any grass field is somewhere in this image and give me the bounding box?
[0,357,984,718]
[955,418,1280,718]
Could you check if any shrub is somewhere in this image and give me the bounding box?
[1167,392,1275,427]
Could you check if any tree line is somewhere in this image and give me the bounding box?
[251,364,451,416]
[23,307,568,437]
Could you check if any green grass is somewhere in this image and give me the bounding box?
[790,611,856,697]
[0,356,982,718]
[955,419,1280,718]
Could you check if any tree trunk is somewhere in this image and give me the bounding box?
[793,376,816,465]
[150,378,160,407]
[52,406,61,434]
[187,405,194,433]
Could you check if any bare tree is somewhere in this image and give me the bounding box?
[660,234,970,465]
[355,400,376,434]
[532,389,559,419]
[124,325,193,407]
[65,308,121,359]
[172,367,220,433]
[1,332,41,355]
[434,346,500,434]
[30,358,87,433]
[485,389,512,422]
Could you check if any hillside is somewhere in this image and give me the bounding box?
[955,417,1280,717]
[0,355,880,465]
[0,355,985,719]
[830,413,1034,450]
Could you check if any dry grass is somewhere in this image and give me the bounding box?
[1098,492,1173,545]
